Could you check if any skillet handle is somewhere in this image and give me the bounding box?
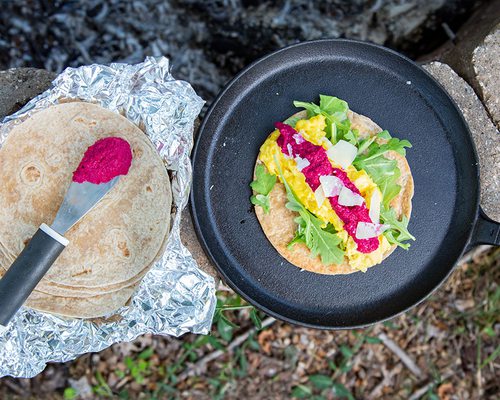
[465,208,500,252]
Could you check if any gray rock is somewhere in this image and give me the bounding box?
[424,62,500,221]
[180,211,218,280]
[472,26,500,129]
[427,0,500,130]
[0,68,55,120]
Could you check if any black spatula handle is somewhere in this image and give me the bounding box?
[0,224,68,326]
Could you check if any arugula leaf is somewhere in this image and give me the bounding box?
[293,95,351,143]
[293,101,321,118]
[380,206,415,249]
[354,136,411,208]
[319,95,348,115]
[251,164,276,195]
[283,113,303,128]
[250,194,270,213]
[287,217,307,249]
[305,213,344,265]
[287,203,344,265]
[250,164,276,213]
[377,130,392,140]
[275,158,344,265]
[362,137,412,161]
[354,130,414,247]
[294,100,336,141]
[353,155,401,208]
[356,136,376,155]
[318,95,351,142]
[344,128,359,146]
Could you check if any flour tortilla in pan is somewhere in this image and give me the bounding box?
[254,110,414,275]
[0,102,172,310]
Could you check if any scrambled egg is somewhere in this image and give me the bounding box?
[258,115,391,271]
[295,115,326,145]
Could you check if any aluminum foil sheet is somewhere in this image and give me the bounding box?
[0,57,216,378]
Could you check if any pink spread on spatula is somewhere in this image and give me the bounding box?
[72,137,132,184]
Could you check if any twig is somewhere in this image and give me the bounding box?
[2,379,27,396]
[370,0,384,13]
[368,364,402,400]
[408,371,454,400]
[378,333,425,379]
[177,317,275,382]
[476,335,483,398]
[216,282,233,292]
[457,245,491,266]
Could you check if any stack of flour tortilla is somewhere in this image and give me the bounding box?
[0,102,172,318]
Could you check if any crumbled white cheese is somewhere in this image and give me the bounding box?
[326,140,357,169]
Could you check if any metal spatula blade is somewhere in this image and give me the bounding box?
[51,177,119,235]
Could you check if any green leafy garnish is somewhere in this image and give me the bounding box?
[351,118,413,248]
[380,206,415,249]
[275,157,344,265]
[353,136,412,208]
[360,137,412,161]
[377,129,392,140]
[250,164,276,213]
[319,94,348,116]
[356,130,389,155]
[354,134,414,248]
[354,155,401,208]
[344,128,359,146]
[293,95,352,143]
[283,114,303,128]
[251,194,271,213]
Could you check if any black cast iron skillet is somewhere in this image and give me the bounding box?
[191,39,500,329]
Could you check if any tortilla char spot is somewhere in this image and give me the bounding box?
[146,185,152,193]
[133,147,143,159]
[20,164,42,186]
[72,116,98,127]
[72,268,92,277]
[108,228,133,260]
[118,241,130,258]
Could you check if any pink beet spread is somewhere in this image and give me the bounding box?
[72,137,132,184]
[275,122,378,253]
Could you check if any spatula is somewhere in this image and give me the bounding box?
[0,137,132,326]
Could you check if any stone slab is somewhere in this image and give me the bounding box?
[423,0,500,130]
[472,26,500,129]
[180,211,218,280]
[0,68,55,119]
[424,62,500,221]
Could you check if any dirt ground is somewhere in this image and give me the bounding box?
[0,247,498,399]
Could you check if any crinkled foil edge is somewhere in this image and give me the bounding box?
[0,57,216,378]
